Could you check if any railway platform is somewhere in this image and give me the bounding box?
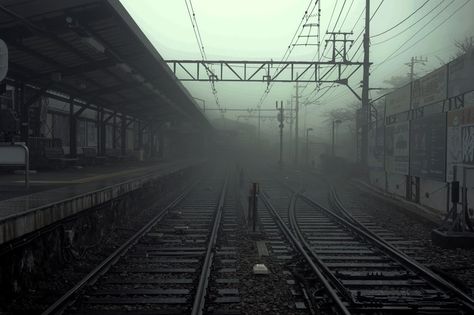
[0,158,205,246]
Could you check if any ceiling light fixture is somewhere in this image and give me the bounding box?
[81,36,106,53]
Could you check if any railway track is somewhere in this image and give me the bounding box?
[259,179,474,314]
[41,170,241,315]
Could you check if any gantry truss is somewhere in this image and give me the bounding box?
[164,60,363,84]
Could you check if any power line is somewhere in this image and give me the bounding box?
[372,0,446,46]
[371,0,385,20]
[256,0,319,108]
[373,0,457,73]
[373,0,470,73]
[332,0,348,32]
[302,0,385,106]
[327,0,339,32]
[351,8,364,32]
[340,0,356,30]
[184,0,223,111]
[371,0,430,38]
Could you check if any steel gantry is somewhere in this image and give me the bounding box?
[165,60,363,85]
[164,32,367,102]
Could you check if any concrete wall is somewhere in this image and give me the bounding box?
[386,173,406,198]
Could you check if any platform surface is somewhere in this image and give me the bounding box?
[0,161,174,201]
[0,159,204,245]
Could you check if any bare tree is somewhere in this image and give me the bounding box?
[322,105,356,124]
[454,36,473,57]
[383,75,410,89]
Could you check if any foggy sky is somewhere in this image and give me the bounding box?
[120,0,474,137]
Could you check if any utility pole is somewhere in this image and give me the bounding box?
[257,105,261,142]
[332,119,342,156]
[289,99,293,161]
[276,101,285,168]
[361,0,370,167]
[406,56,428,82]
[294,80,299,165]
[305,128,313,165]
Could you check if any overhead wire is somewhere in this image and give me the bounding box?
[372,0,446,46]
[255,0,319,108]
[327,0,465,109]
[303,2,361,97]
[332,0,348,32]
[371,0,430,38]
[184,0,222,111]
[372,0,458,73]
[340,0,356,31]
[303,0,384,106]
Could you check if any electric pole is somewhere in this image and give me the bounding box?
[257,105,261,142]
[294,80,299,165]
[276,100,285,168]
[361,0,370,167]
[406,56,428,82]
[289,99,293,161]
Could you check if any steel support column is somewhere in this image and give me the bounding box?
[138,120,143,150]
[112,114,117,149]
[98,107,103,155]
[120,114,126,156]
[69,97,77,157]
[19,82,28,143]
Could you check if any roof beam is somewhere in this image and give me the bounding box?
[23,82,53,108]
[33,59,116,79]
[84,82,143,97]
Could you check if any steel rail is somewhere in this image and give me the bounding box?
[301,192,474,312]
[260,190,351,315]
[288,193,355,305]
[41,182,197,315]
[191,173,229,315]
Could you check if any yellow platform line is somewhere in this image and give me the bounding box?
[13,166,158,185]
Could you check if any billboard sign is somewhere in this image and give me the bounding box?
[412,66,447,108]
[448,51,474,97]
[385,84,410,116]
[368,122,385,171]
[447,107,474,181]
[385,121,409,174]
[410,113,446,181]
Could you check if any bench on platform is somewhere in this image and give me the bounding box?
[43,147,78,168]
[81,147,107,165]
[105,148,127,161]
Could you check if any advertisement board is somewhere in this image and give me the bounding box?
[447,107,474,181]
[385,84,410,116]
[410,113,446,181]
[448,51,474,97]
[412,66,447,108]
[385,121,409,175]
[368,121,385,171]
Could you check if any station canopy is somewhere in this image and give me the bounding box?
[0,0,209,127]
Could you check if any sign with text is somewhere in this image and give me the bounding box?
[448,51,474,97]
[447,107,474,181]
[385,121,409,175]
[385,84,410,116]
[412,66,447,108]
[410,113,446,181]
[368,121,385,171]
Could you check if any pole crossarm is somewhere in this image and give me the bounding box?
[165,60,364,83]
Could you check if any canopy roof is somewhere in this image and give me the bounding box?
[0,0,210,127]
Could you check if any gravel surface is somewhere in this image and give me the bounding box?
[237,232,309,315]
[3,186,187,314]
[332,175,474,298]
